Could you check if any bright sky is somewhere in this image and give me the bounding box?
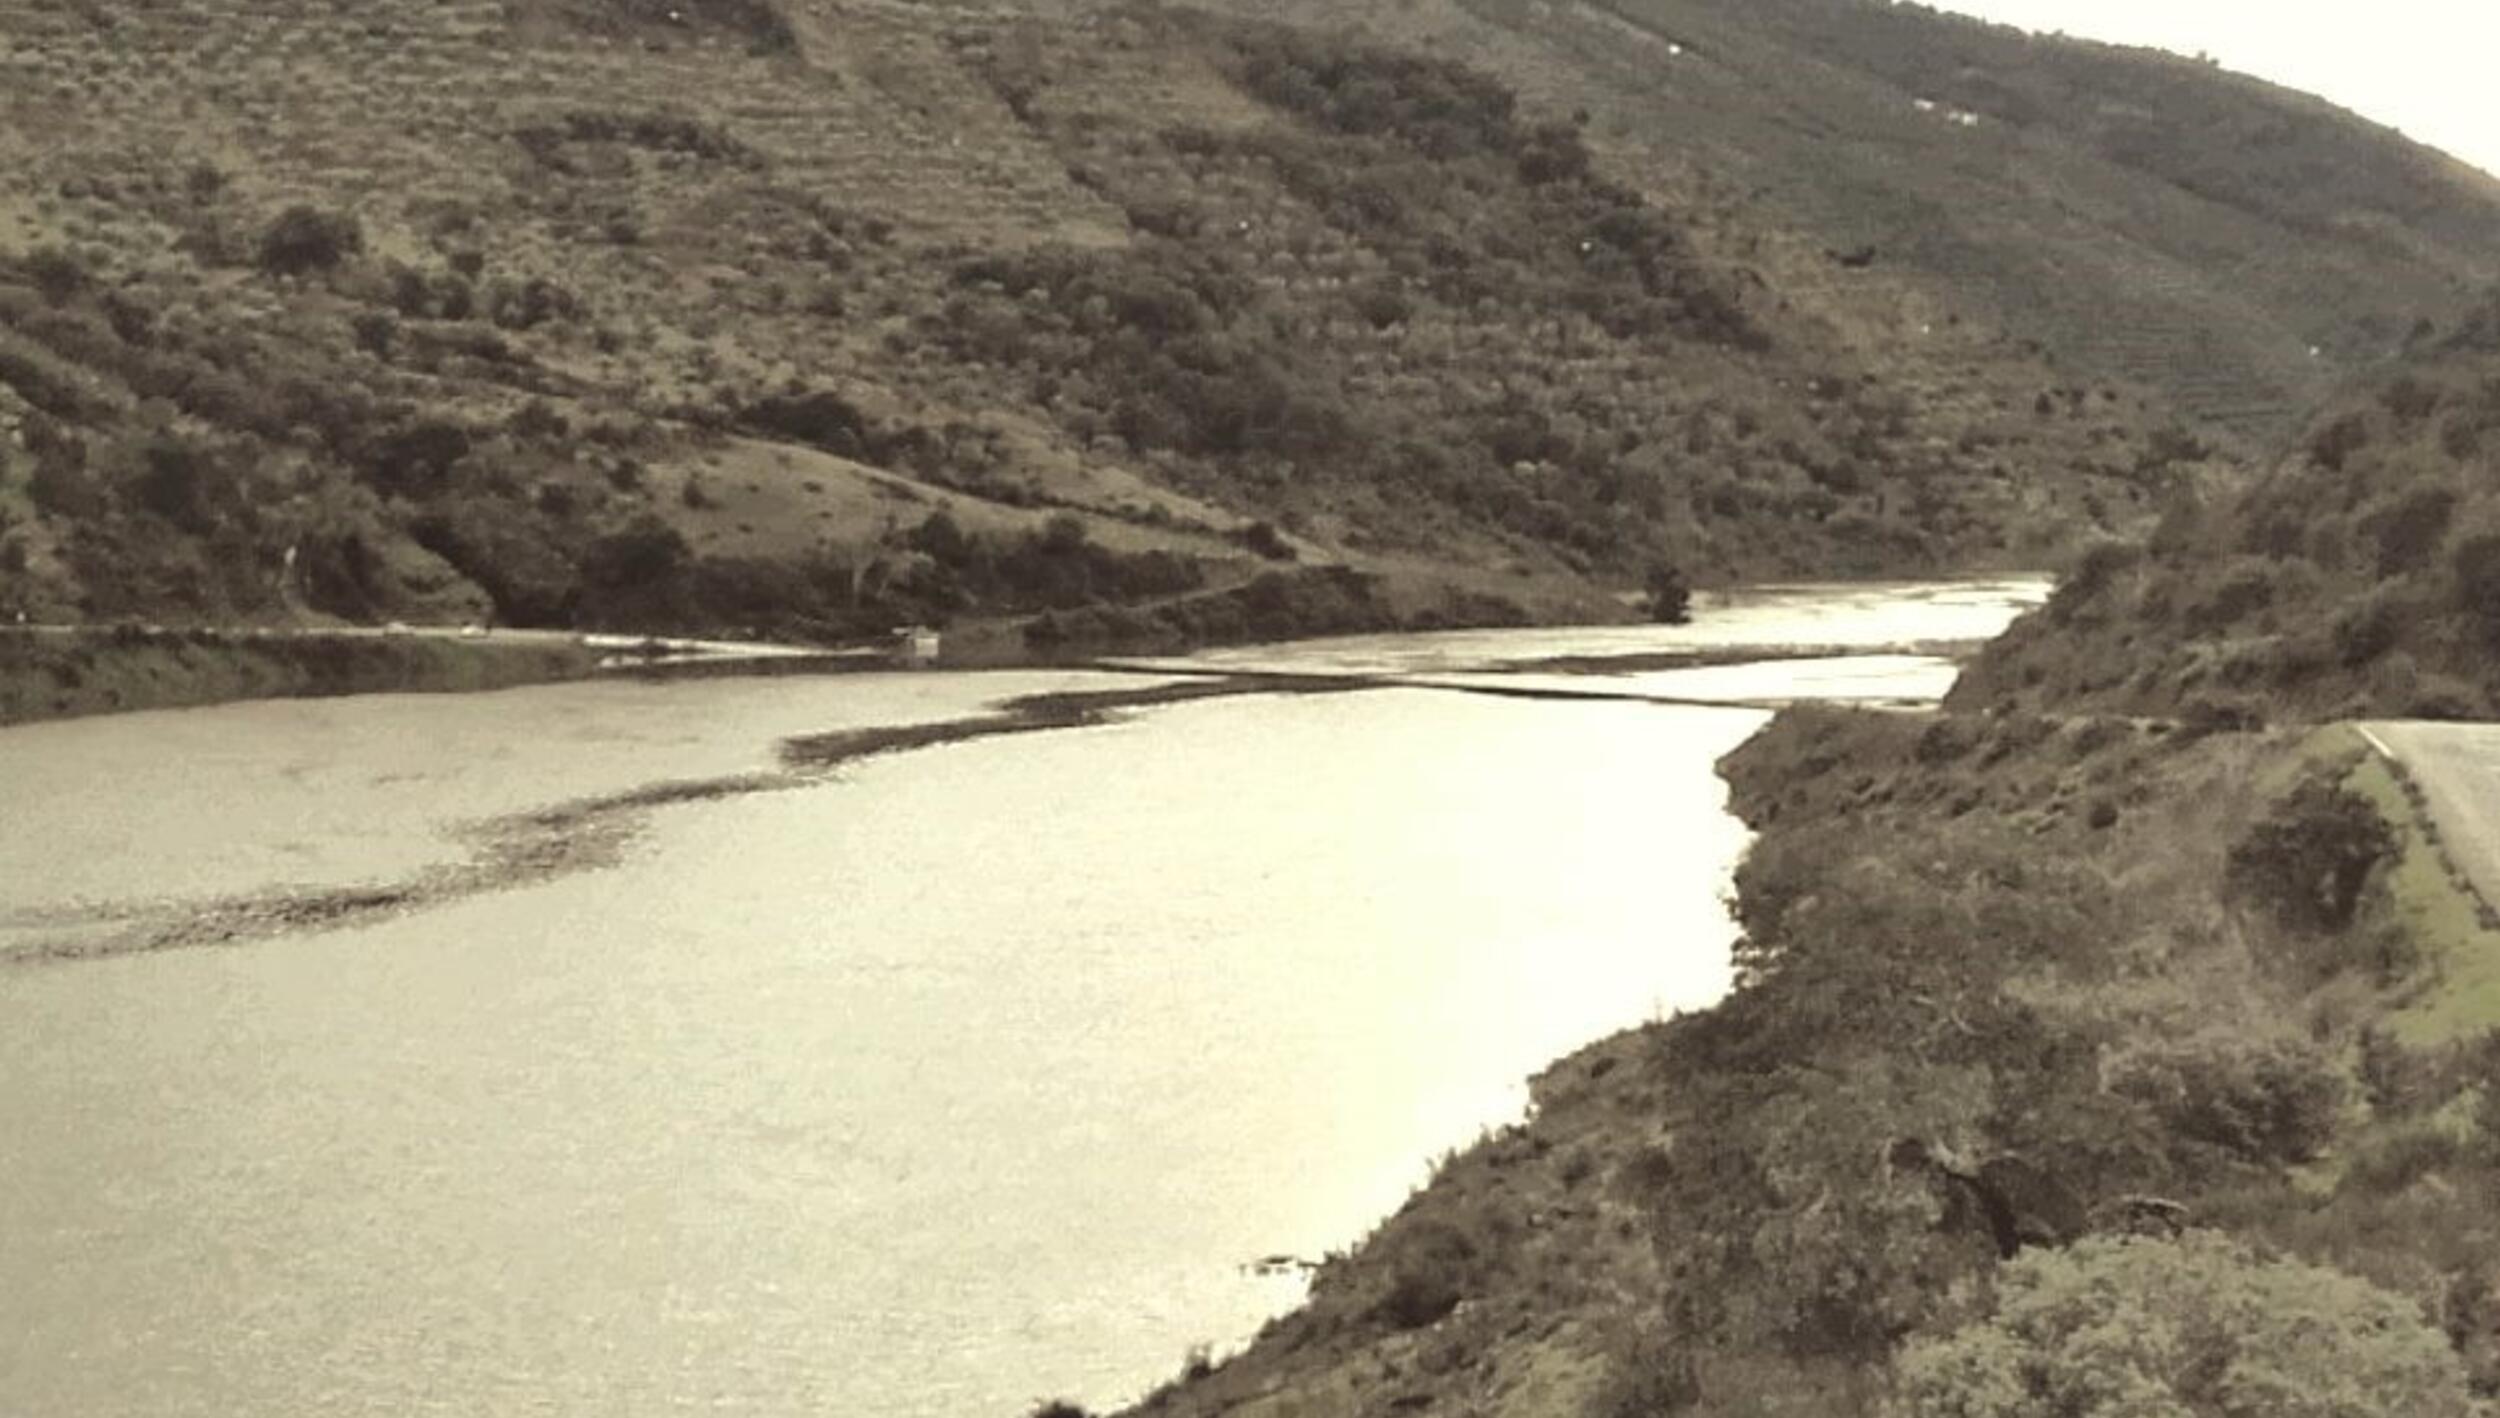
[1926,1,2500,177]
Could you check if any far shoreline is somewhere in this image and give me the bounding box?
[0,573,2049,729]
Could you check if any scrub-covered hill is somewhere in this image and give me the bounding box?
[1131,0,2500,442]
[1106,307,2500,1414]
[6,0,2446,642]
[1954,291,2500,723]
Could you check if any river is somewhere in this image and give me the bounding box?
[0,578,2043,1417]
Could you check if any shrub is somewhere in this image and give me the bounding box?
[256,205,365,276]
[350,310,397,358]
[580,516,688,589]
[1646,562,1692,624]
[1236,520,1296,561]
[357,419,473,497]
[2225,775,2395,936]
[2046,539,2139,622]
[2450,524,2500,640]
[132,434,231,533]
[2307,411,2371,472]
[2110,1034,2348,1167]
[407,504,579,626]
[20,245,89,304]
[2331,585,2412,667]
[1372,1218,1477,1330]
[28,453,103,518]
[2363,483,2458,575]
[1890,1234,2480,1418]
[2184,557,2277,633]
[1586,1322,1702,1417]
[486,275,581,331]
[742,388,878,460]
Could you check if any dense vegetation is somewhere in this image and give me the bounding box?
[1955,291,2500,722]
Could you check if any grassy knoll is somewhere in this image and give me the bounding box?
[0,627,598,726]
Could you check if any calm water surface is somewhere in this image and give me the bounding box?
[0,579,2043,1417]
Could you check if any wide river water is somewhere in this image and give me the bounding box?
[0,578,2042,1417]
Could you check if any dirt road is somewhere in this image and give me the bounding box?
[2359,721,2500,909]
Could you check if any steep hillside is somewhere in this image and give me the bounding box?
[1115,705,2500,1417]
[1134,0,2500,442]
[0,0,2301,640]
[1954,290,2500,723]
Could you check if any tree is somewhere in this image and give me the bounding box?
[1890,1234,2480,1418]
[2223,775,2395,936]
[1647,562,1692,624]
[581,515,689,589]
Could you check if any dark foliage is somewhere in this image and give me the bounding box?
[1645,562,1692,624]
[256,205,365,276]
[2225,776,2396,937]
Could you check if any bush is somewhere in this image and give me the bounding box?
[2450,525,2500,640]
[2225,775,2395,937]
[28,454,103,518]
[256,205,365,276]
[407,504,579,626]
[357,419,473,497]
[2308,412,2371,472]
[2331,585,2412,667]
[2184,557,2277,633]
[2363,484,2458,576]
[486,276,581,331]
[1236,520,1296,561]
[1372,1218,1477,1330]
[2110,1034,2348,1167]
[742,388,878,461]
[580,516,688,589]
[2045,539,2139,622]
[1585,1323,1702,1417]
[132,434,232,533]
[20,245,89,305]
[1889,1234,2479,1418]
[350,310,397,359]
[1646,562,1692,624]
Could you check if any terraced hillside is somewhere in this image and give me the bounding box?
[0,0,2482,641]
[1125,0,2500,442]
[1954,290,2500,724]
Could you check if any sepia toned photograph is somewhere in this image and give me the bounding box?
[4,1,2499,1414]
